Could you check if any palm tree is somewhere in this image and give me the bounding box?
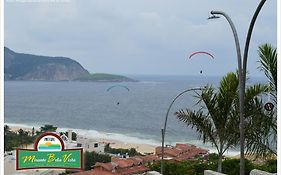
[4,125,11,135]
[18,128,25,148]
[175,72,240,173]
[244,44,277,158]
[258,43,277,103]
[175,72,267,172]
[36,124,57,135]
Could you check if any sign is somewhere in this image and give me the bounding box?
[16,132,83,170]
[264,102,274,111]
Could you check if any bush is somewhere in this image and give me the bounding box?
[255,159,277,173]
[84,151,111,170]
[150,158,264,175]
[104,144,141,156]
[221,159,255,175]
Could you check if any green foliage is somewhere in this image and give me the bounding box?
[150,160,216,175]
[84,151,111,170]
[4,125,34,151]
[75,73,135,82]
[175,72,273,171]
[4,124,60,151]
[221,159,255,175]
[258,43,277,95]
[175,72,241,172]
[245,43,278,158]
[207,153,219,162]
[104,144,141,156]
[36,124,57,135]
[150,157,277,175]
[255,159,277,173]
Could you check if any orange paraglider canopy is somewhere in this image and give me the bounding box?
[188,51,214,59]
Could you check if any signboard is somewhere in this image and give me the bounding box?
[16,132,83,170]
[264,102,274,111]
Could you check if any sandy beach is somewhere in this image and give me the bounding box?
[6,124,157,154]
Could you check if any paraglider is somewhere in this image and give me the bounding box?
[107,85,130,92]
[189,51,214,59]
[107,85,130,106]
[188,51,214,74]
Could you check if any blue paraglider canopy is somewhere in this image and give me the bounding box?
[106,85,130,92]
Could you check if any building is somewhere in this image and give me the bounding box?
[90,156,157,175]
[71,143,207,175]
[76,135,106,153]
[155,143,209,162]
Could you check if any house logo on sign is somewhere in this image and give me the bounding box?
[16,132,83,170]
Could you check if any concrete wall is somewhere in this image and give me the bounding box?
[204,170,226,175]
[250,169,277,175]
[76,135,105,153]
[145,171,162,175]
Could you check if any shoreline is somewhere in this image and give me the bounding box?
[5,123,157,154]
[4,122,240,156]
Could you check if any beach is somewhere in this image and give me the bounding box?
[5,124,158,175]
[6,124,157,154]
[6,122,243,158]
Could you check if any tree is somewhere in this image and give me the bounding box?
[258,43,277,102]
[244,44,277,158]
[4,125,11,135]
[4,126,34,151]
[36,125,57,135]
[175,72,267,172]
[104,144,141,157]
[84,151,111,170]
[175,72,240,172]
[31,127,35,137]
[18,128,25,147]
[17,128,33,148]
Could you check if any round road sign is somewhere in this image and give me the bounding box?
[264,102,274,111]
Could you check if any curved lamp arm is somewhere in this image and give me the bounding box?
[161,87,205,174]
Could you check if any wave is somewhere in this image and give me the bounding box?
[5,122,239,156]
[5,122,161,146]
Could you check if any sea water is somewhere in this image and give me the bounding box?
[4,75,266,154]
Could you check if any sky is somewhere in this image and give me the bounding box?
[4,0,277,76]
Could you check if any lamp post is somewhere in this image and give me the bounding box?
[209,1,267,174]
[208,10,244,174]
[161,87,204,175]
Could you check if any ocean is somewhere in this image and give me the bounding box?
[4,75,266,154]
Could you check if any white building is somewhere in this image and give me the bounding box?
[76,135,106,153]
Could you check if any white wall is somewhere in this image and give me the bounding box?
[204,170,226,175]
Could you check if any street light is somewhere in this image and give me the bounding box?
[209,1,267,174]
[208,10,244,174]
[161,87,205,175]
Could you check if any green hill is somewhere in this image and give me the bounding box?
[4,47,89,81]
[4,47,137,82]
[75,73,138,82]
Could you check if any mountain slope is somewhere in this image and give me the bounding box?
[4,47,89,81]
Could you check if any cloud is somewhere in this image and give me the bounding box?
[4,0,277,76]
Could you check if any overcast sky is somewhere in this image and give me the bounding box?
[4,0,277,76]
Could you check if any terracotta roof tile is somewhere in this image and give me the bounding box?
[112,158,135,168]
[164,148,182,157]
[139,155,160,163]
[94,162,115,171]
[118,165,150,175]
[127,157,143,165]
